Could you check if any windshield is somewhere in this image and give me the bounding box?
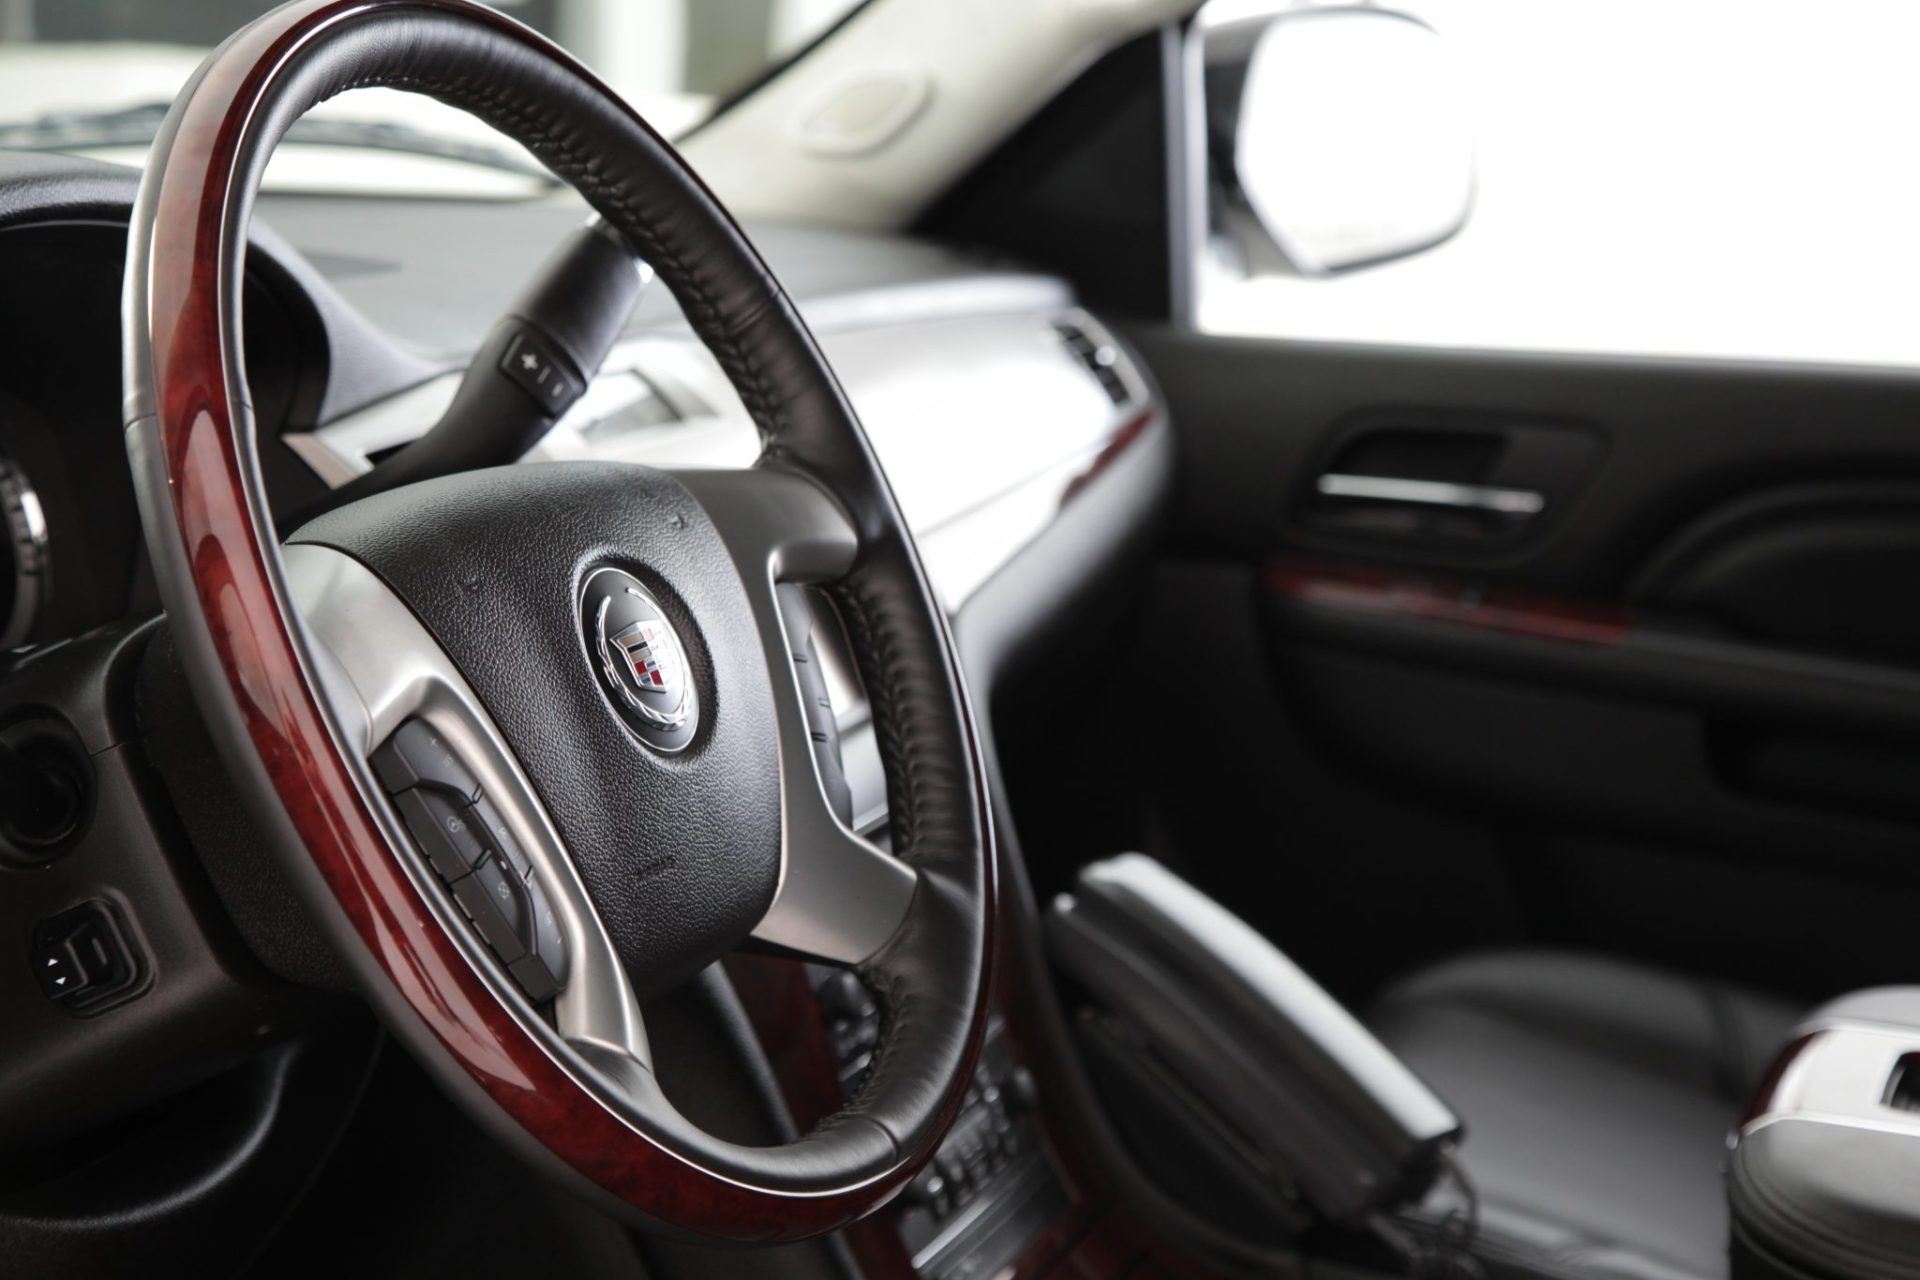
[0,0,867,196]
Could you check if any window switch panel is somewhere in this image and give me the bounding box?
[31,901,144,1014]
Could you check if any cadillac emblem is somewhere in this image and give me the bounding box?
[580,567,698,752]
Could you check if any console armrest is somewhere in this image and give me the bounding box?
[1732,988,1920,1278]
[1048,854,1460,1224]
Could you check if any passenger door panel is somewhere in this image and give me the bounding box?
[1124,326,1920,996]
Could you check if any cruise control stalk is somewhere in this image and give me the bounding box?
[296,217,650,521]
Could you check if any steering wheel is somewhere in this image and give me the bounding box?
[122,0,992,1241]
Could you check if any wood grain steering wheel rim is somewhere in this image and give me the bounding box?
[122,0,994,1242]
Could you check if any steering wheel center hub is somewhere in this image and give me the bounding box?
[291,463,782,1002]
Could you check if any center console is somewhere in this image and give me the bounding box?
[814,969,1069,1280]
[740,849,1465,1278]
[1733,989,1920,1279]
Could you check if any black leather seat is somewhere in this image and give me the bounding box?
[1368,951,1801,1280]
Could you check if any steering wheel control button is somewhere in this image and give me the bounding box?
[778,582,853,824]
[508,954,561,1004]
[395,787,488,880]
[474,858,529,941]
[372,714,569,1004]
[371,719,481,800]
[500,329,584,416]
[31,901,144,1014]
[470,793,533,879]
[525,879,569,986]
[579,568,699,753]
[451,859,529,964]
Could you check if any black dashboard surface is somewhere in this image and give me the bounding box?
[0,148,1172,1276]
[0,221,319,646]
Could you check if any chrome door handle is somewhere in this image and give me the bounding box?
[1314,473,1546,516]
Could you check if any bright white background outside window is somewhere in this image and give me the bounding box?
[1200,1,1920,368]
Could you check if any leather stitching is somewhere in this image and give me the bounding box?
[315,64,791,441]
[830,576,927,858]
[832,574,932,1127]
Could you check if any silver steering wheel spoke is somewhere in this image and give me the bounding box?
[671,466,919,968]
[281,542,653,1074]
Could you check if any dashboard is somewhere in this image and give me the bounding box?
[0,148,1172,1275]
[263,193,1156,612]
[257,191,1162,855]
[0,218,322,651]
[0,161,1159,658]
[0,224,171,647]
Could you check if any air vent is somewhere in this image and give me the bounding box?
[1053,319,1131,408]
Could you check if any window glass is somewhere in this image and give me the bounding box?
[0,0,865,195]
[1198,1,1920,369]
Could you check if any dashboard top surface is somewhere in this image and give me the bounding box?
[0,152,1158,649]
[253,191,1068,359]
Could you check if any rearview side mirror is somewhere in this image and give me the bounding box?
[1192,3,1475,277]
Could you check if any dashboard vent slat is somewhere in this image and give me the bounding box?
[1052,319,1131,408]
